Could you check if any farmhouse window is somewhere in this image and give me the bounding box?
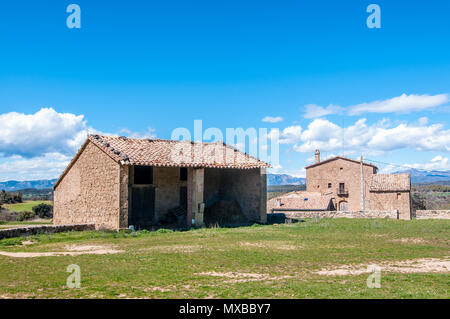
[180,167,188,181]
[134,166,153,184]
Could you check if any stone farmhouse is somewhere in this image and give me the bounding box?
[269,150,411,220]
[53,135,270,230]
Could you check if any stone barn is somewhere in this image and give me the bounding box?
[53,135,270,230]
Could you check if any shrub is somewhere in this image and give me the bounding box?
[17,211,35,221]
[32,203,53,218]
[0,237,25,246]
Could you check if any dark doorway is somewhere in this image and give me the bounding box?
[129,186,155,229]
[180,167,187,181]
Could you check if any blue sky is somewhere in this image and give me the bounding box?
[0,0,450,180]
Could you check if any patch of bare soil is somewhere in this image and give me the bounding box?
[143,245,203,253]
[390,238,428,244]
[239,241,298,250]
[21,240,35,246]
[316,257,450,276]
[195,271,295,283]
[0,244,124,258]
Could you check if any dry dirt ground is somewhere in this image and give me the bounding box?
[316,257,450,276]
[0,244,124,258]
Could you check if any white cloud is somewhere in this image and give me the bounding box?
[303,104,343,119]
[262,116,284,123]
[268,126,302,144]
[302,94,449,118]
[117,127,157,139]
[348,93,449,115]
[405,156,450,171]
[290,118,450,155]
[0,108,90,157]
[0,153,71,181]
[380,155,450,173]
[0,108,158,181]
[418,117,429,126]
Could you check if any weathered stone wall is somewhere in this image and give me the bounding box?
[279,210,399,219]
[415,210,450,220]
[0,224,95,240]
[369,191,411,220]
[53,141,122,230]
[220,168,263,222]
[153,166,186,221]
[119,165,129,229]
[306,158,376,211]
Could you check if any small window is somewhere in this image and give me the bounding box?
[317,185,320,189]
[134,166,153,184]
[328,183,332,188]
[180,167,187,181]
[340,167,343,172]
[397,193,401,200]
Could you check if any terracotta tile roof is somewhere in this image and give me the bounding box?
[268,192,334,211]
[369,173,411,192]
[305,156,378,170]
[89,134,270,169]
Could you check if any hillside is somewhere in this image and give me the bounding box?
[0,169,449,191]
[267,174,306,186]
[0,179,57,191]
[394,168,450,184]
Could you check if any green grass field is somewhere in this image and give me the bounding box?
[0,218,448,299]
[4,200,52,212]
[0,220,53,229]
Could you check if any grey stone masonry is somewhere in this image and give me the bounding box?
[415,210,450,220]
[0,224,95,239]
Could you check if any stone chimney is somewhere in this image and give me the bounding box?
[315,149,320,163]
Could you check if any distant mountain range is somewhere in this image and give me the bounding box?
[268,169,450,186]
[0,169,449,191]
[0,179,57,191]
[267,174,306,186]
[394,168,450,184]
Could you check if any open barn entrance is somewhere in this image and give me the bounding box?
[129,165,155,229]
[202,168,263,227]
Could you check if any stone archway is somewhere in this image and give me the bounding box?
[339,201,348,211]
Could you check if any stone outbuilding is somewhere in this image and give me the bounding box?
[303,150,412,219]
[368,173,411,220]
[267,192,335,213]
[53,135,270,230]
